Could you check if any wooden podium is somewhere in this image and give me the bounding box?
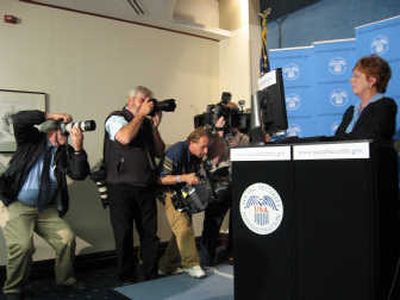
[231,140,399,300]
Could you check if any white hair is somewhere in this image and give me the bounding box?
[128,86,153,98]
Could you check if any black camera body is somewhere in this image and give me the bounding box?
[149,98,177,116]
[171,181,212,214]
[169,161,231,214]
[170,162,213,214]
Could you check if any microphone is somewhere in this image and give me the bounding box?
[249,93,265,145]
[250,93,261,129]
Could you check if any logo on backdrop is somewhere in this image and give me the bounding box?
[286,124,301,137]
[371,35,389,55]
[330,89,348,107]
[240,183,284,235]
[283,63,300,81]
[286,93,301,111]
[328,57,347,75]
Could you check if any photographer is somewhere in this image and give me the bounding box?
[214,101,250,144]
[158,128,209,279]
[200,110,249,267]
[0,110,90,299]
[104,86,165,282]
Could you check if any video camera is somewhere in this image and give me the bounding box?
[171,180,212,214]
[149,98,177,116]
[194,92,250,134]
[170,161,213,214]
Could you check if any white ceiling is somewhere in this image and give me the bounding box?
[33,0,175,21]
[25,0,231,40]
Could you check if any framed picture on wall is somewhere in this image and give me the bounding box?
[0,89,47,152]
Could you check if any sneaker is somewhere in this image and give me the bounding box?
[157,269,166,276]
[172,267,184,275]
[183,265,207,279]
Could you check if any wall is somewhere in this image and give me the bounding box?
[215,0,253,232]
[219,0,251,105]
[267,0,400,49]
[174,0,220,28]
[0,0,220,265]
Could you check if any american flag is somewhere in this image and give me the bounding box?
[259,8,272,76]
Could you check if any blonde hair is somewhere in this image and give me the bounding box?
[186,127,209,143]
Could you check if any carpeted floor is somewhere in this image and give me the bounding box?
[0,264,233,300]
[114,265,233,300]
[0,265,124,300]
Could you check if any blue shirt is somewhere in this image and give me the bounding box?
[346,93,384,133]
[17,144,58,207]
[160,141,200,178]
[105,115,128,141]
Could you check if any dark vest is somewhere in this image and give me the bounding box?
[104,108,156,187]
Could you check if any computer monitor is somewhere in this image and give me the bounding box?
[257,68,288,134]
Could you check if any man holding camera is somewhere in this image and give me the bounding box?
[158,127,209,279]
[104,86,165,282]
[200,111,249,267]
[0,110,90,299]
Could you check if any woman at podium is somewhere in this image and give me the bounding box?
[335,55,397,140]
[336,55,399,299]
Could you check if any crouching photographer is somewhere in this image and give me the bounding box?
[158,128,210,279]
[0,110,90,298]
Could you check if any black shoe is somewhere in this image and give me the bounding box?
[56,281,86,292]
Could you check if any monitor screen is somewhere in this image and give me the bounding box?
[257,68,288,134]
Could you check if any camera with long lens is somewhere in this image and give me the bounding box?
[59,120,96,134]
[38,119,97,134]
[149,98,177,116]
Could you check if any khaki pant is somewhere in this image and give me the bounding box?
[0,201,76,294]
[159,193,200,273]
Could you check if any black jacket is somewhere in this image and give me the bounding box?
[104,108,157,187]
[335,97,397,141]
[0,110,90,216]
